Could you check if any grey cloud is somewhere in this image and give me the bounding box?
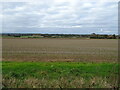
[1,0,118,34]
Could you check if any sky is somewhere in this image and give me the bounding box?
[1,0,118,34]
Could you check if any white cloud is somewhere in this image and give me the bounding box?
[0,0,119,2]
[1,0,118,34]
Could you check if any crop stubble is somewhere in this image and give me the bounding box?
[2,38,118,62]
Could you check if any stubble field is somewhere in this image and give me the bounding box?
[2,38,118,62]
[2,38,119,88]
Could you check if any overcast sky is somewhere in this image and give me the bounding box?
[1,0,118,34]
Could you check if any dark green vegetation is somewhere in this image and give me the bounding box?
[2,61,118,88]
[2,33,118,39]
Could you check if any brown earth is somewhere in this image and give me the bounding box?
[2,38,118,62]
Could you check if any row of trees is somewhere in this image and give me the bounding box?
[90,33,117,39]
[2,33,119,39]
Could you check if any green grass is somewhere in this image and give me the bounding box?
[2,61,118,88]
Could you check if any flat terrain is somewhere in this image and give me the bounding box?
[2,38,118,62]
[2,38,118,88]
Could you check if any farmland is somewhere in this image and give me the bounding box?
[2,38,118,62]
[2,38,119,88]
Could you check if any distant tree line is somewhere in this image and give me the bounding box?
[90,33,118,39]
[2,33,119,39]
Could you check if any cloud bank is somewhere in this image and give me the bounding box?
[1,0,118,34]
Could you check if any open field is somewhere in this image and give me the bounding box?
[2,38,118,62]
[2,38,119,88]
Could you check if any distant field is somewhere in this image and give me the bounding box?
[2,38,118,62]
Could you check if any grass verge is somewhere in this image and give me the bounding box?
[2,61,118,88]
